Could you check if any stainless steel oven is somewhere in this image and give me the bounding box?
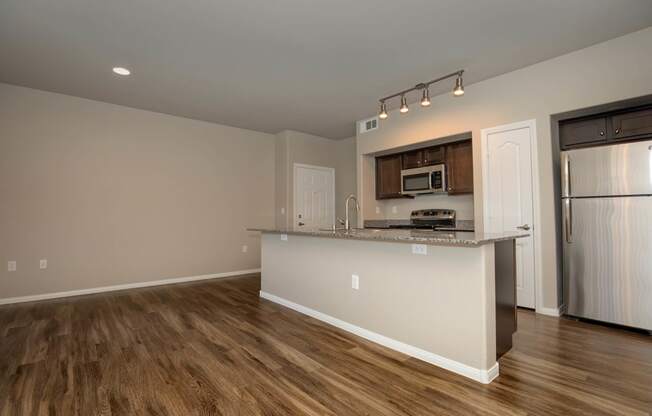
[400,164,447,195]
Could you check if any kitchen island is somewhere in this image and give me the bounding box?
[248,227,527,383]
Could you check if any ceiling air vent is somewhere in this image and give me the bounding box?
[359,116,379,134]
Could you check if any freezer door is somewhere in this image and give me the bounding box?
[561,140,652,197]
[563,196,652,330]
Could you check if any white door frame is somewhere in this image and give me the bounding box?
[293,163,336,228]
[481,119,543,312]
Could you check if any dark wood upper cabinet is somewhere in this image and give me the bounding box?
[401,150,423,169]
[402,146,445,169]
[559,117,606,149]
[423,146,446,166]
[375,154,404,199]
[608,107,652,141]
[375,139,473,199]
[446,139,473,194]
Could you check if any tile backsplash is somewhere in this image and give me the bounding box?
[374,193,474,220]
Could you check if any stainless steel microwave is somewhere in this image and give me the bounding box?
[400,164,447,195]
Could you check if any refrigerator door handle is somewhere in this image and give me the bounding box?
[564,199,572,243]
[562,154,571,197]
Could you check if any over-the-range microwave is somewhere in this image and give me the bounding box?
[400,164,447,196]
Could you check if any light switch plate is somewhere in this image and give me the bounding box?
[40,259,47,269]
[280,234,288,241]
[351,274,360,290]
[412,244,427,255]
[375,206,380,214]
[241,245,248,253]
[8,261,16,272]
[392,206,398,214]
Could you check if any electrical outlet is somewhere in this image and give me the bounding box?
[351,274,360,290]
[392,206,398,214]
[280,234,288,241]
[281,207,285,215]
[8,261,16,272]
[241,245,248,253]
[375,206,380,214]
[39,259,47,269]
[412,244,427,255]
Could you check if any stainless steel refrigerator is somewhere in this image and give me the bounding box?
[562,140,652,331]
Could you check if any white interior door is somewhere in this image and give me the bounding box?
[482,121,536,308]
[294,164,335,230]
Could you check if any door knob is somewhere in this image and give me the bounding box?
[516,224,531,230]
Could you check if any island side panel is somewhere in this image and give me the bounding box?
[260,233,497,374]
[495,239,517,358]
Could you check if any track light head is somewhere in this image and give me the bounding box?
[420,88,431,107]
[379,102,388,119]
[399,95,409,113]
[453,73,464,96]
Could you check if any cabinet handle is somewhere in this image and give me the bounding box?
[599,131,604,136]
[615,128,620,135]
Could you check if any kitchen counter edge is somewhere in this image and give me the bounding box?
[247,228,529,247]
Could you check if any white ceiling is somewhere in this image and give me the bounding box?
[1,1,652,139]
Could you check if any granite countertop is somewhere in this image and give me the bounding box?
[248,227,528,247]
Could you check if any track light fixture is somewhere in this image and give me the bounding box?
[378,101,388,119]
[399,95,409,114]
[378,70,464,120]
[453,73,464,96]
[420,87,431,107]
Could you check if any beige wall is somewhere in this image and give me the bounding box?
[275,130,357,228]
[0,83,275,299]
[357,26,652,310]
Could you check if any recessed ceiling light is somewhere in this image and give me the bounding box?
[112,67,131,76]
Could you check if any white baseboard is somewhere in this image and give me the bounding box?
[260,291,499,384]
[536,304,566,317]
[0,269,261,305]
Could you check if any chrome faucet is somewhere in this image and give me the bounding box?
[344,194,360,230]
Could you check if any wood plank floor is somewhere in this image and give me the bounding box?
[1,274,651,415]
